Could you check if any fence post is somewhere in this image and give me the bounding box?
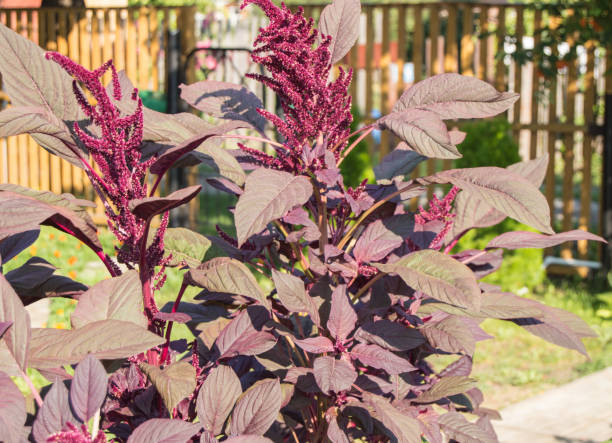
[602,93,612,273]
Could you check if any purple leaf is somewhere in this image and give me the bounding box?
[180,80,266,132]
[413,376,477,403]
[327,285,357,342]
[478,292,545,319]
[353,214,414,262]
[375,250,481,311]
[326,415,350,443]
[486,230,606,250]
[230,378,282,436]
[225,437,274,443]
[374,142,427,184]
[154,312,192,323]
[69,354,107,422]
[453,249,503,280]
[188,257,269,309]
[32,381,78,442]
[379,109,460,159]
[0,229,39,265]
[127,418,200,443]
[364,393,421,443]
[350,343,416,375]
[149,130,222,176]
[0,24,88,167]
[438,411,497,443]
[0,371,26,443]
[71,270,146,329]
[313,356,357,394]
[0,273,30,370]
[28,320,165,369]
[354,320,425,351]
[318,0,361,64]
[439,356,473,378]
[235,168,313,246]
[430,167,553,234]
[140,361,196,412]
[421,316,475,356]
[129,185,202,221]
[0,321,11,340]
[216,308,276,359]
[294,336,335,354]
[271,269,320,325]
[507,154,549,187]
[197,365,242,435]
[394,73,519,120]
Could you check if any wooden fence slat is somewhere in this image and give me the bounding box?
[429,5,440,76]
[512,6,524,141]
[577,42,595,258]
[138,7,149,91]
[78,9,90,70]
[57,10,73,194]
[413,5,423,83]
[126,9,137,83]
[149,8,160,91]
[365,6,374,153]
[561,53,578,259]
[380,6,391,157]
[114,9,126,72]
[396,5,406,97]
[529,9,542,160]
[478,6,488,81]
[494,6,505,90]
[460,6,474,76]
[445,5,458,73]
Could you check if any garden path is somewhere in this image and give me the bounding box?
[494,366,612,442]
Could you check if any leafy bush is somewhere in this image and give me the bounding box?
[0,0,605,442]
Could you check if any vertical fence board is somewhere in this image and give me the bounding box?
[494,6,505,90]
[126,9,137,83]
[478,6,488,81]
[561,55,578,258]
[138,7,149,90]
[149,8,160,91]
[512,6,524,141]
[529,10,542,160]
[413,5,423,83]
[460,6,473,76]
[380,6,391,157]
[365,6,374,152]
[396,5,406,97]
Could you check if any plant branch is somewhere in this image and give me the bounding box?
[20,369,43,408]
[160,281,188,364]
[273,221,314,280]
[338,182,419,250]
[219,134,287,150]
[312,180,328,249]
[332,123,375,153]
[337,126,375,167]
[351,271,385,302]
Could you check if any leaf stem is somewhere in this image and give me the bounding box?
[311,180,328,249]
[160,281,188,364]
[273,221,314,280]
[351,271,385,302]
[219,134,286,150]
[20,369,43,408]
[338,182,419,250]
[337,126,375,167]
[91,408,101,438]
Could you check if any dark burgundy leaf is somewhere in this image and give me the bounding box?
[69,354,107,422]
[197,364,242,435]
[327,285,357,342]
[326,414,350,443]
[235,168,313,246]
[180,80,266,132]
[225,436,273,442]
[149,130,223,176]
[394,73,519,120]
[216,308,276,359]
[129,185,201,221]
[230,378,281,436]
[271,269,320,325]
[353,215,414,263]
[354,320,425,351]
[374,142,427,184]
[0,371,26,443]
[318,0,360,64]
[421,316,475,356]
[376,250,481,311]
[453,249,503,279]
[154,312,192,323]
[413,376,477,403]
[127,418,200,443]
[364,393,421,443]
[438,411,496,443]
[0,229,39,265]
[294,336,335,354]
[313,356,357,394]
[0,273,30,370]
[486,230,606,250]
[32,381,78,442]
[350,343,416,375]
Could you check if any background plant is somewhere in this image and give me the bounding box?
[0,0,606,442]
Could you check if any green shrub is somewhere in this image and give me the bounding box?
[455,117,521,169]
[340,106,375,187]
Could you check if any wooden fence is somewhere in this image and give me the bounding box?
[1,1,610,263]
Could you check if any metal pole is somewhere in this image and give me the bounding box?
[602,93,612,273]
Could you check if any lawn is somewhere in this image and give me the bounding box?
[5,224,611,413]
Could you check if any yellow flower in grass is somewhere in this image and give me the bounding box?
[55,322,66,329]
[29,245,37,256]
[75,243,82,250]
[68,271,77,279]
[58,234,67,242]
[68,256,78,266]
[53,250,61,258]
[56,308,64,316]
[71,299,78,305]
[49,233,55,240]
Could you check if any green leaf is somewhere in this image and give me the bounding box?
[235,169,313,246]
[71,270,146,329]
[375,250,481,311]
[28,320,165,369]
[140,361,196,412]
[161,228,223,268]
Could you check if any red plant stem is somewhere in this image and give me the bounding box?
[332,123,375,152]
[219,134,287,150]
[20,369,43,407]
[460,249,489,265]
[444,230,468,254]
[336,126,375,167]
[160,282,188,364]
[149,172,165,197]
